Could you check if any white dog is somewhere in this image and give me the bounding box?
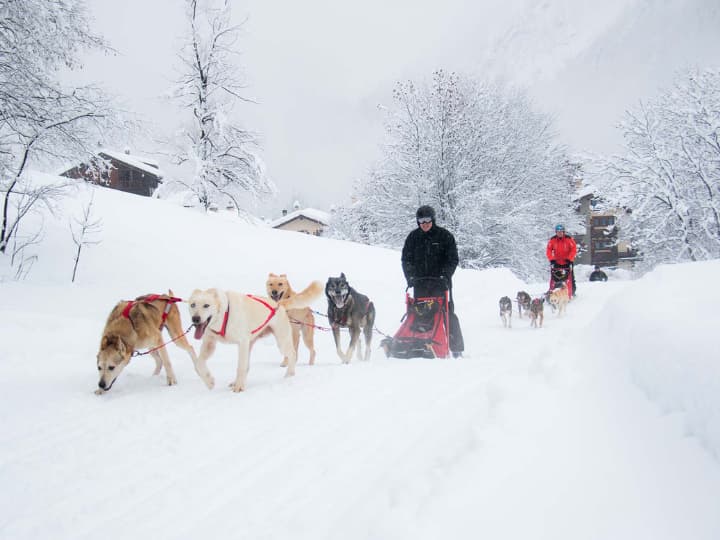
[188,281,322,392]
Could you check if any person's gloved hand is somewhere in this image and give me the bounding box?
[550,259,557,266]
[407,276,415,288]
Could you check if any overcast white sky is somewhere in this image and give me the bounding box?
[77,0,720,216]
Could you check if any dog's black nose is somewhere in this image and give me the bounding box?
[98,380,106,389]
[192,315,200,324]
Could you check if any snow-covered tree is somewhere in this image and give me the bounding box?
[597,68,720,270]
[0,0,121,256]
[331,71,575,279]
[163,0,274,213]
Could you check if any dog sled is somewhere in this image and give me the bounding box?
[549,263,574,298]
[381,277,451,359]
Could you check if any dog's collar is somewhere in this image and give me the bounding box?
[211,307,230,337]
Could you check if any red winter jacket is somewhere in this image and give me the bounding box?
[546,234,577,265]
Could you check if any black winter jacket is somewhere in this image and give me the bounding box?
[401,225,459,289]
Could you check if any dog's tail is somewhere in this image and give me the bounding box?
[279,280,323,310]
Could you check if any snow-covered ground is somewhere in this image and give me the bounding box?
[1,183,719,540]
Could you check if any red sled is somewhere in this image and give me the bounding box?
[549,263,574,298]
[381,289,451,359]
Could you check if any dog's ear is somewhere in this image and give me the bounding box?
[190,289,201,299]
[101,335,110,350]
[280,273,287,278]
[211,289,225,310]
[268,272,277,278]
[116,338,126,356]
[340,272,346,280]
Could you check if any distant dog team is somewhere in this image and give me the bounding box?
[497,285,572,330]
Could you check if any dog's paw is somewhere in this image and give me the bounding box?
[280,358,288,367]
[231,381,246,392]
[166,376,177,386]
[94,389,105,395]
[204,376,215,390]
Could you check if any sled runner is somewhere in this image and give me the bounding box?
[549,263,574,298]
[381,277,451,359]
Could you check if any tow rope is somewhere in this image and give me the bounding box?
[131,325,194,357]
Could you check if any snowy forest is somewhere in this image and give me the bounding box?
[1,0,719,280]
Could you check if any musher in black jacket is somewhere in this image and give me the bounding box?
[401,205,464,357]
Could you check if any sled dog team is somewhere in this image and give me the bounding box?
[96,273,376,395]
[498,284,570,330]
[95,271,574,394]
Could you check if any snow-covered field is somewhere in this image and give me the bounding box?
[1,183,719,539]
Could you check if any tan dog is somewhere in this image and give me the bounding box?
[188,281,323,392]
[95,291,197,394]
[548,283,570,317]
[266,273,317,366]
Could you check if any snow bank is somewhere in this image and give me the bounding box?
[588,260,720,459]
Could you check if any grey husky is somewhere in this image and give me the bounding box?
[499,296,512,328]
[325,273,376,363]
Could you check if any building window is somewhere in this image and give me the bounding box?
[593,216,616,227]
[119,169,130,188]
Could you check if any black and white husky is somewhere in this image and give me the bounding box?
[325,273,376,363]
[499,296,512,328]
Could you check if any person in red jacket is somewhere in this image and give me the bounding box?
[546,224,577,297]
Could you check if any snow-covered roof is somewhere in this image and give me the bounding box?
[575,183,597,200]
[98,149,163,178]
[269,208,331,228]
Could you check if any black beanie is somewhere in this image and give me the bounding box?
[416,205,436,223]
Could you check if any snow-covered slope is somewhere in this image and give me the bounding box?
[1,183,719,539]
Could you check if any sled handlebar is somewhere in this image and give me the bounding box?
[406,276,449,292]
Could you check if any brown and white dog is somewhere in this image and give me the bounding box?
[516,291,531,319]
[266,273,317,366]
[548,283,570,317]
[188,281,322,392]
[95,291,197,394]
[529,297,544,329]
[499,296,512,328]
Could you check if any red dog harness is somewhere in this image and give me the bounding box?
[247,294,277,334]
[211,295,277,338]
[122,294,183,329]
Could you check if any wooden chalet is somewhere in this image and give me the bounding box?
[61,149,163,197]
